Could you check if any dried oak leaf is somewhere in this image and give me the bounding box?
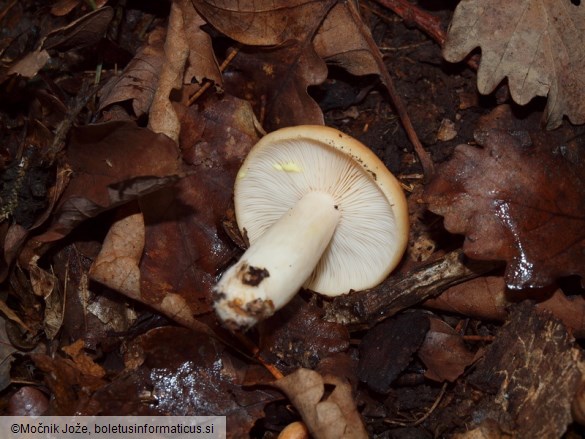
[424,128,585,290]
[34,121,182,243]
[272,368,368,439]
[443,0,585,128]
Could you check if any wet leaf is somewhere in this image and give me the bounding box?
[259,297,350,374]
[358,312,429,393]
[84,327,278,437]
[443,0,585,128]
[425,276,585,339]
[7,386,49,415]
[35,121,182,242]
[137,95,258,324]
[424,126,585,289]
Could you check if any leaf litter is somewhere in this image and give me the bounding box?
[0,0,585,437]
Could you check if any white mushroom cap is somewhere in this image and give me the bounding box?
[234,125,408,296]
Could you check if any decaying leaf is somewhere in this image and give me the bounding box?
[272,368,368,439]
[193,0,389,129]
[358,312,429,394]
[460,303,583,437]
[84,327,278,437]
[224,42,328,130]
[259,298,350,374]
[424,126,585,289]
[417,317,476,382]
[34,121,182,243]
[425,276,585,339]
[148,1,189,142]
[443,0,585,128]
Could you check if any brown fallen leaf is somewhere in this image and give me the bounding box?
[61,339,106,379]
[358,312,429,394]
[41,6,114,52]
[148,0,189,142]
[417,317,476,383]
[7,386,49,416]
[259,297,350,375]
[83,326,278,437]
[181,2,222,87]
[193,0,391,130]
[424,276,585,339]
[34,121,182,243]
[424,127,585,289]
[98,27,166,117]
[443,0,585,128]
[273,368,368,439]
[224,42,328,130]
[32,350,107,414]
[92,95,258,330]
[191,0,337,45]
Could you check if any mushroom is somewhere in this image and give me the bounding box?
[214,125,409,329]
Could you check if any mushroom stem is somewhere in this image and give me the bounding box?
[214,191,341,329]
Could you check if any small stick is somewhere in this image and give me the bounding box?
[347,1,435,180]
[188,46,240,106]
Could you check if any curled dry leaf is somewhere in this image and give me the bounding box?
[148,1,189,142]
[272,368,368,439]
[443,0,585,128]
[98,27,166,117]
[424,128,585,290]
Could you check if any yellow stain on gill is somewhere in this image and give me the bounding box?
[273,162,302,172]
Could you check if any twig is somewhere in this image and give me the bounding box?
[187,46,240,106]
[374,0,479,69]
[374,0,446,46]
[347,1,435,180]
[323,250,502,330]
